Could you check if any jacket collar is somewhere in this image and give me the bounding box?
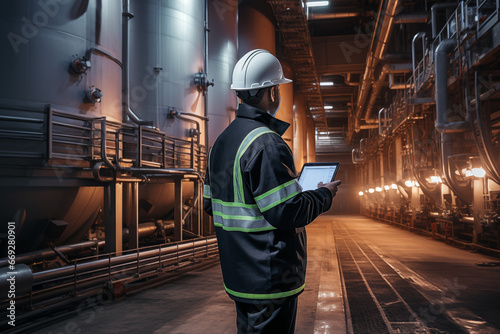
[236,103,290,136]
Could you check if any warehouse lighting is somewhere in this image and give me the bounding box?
[384,185,390,191]
[306,1,329,7]
[471,167,486,177]
[324,105,333,109]
[358,191,364,196]
[391,183,398,189]
[462,168,473,177]
[430,176,442,183]
[375,187,382,192]
[368,188,375,193]
[320,81,334,86]
[405,180,415,187]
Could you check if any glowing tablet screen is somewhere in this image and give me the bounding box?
[298,163,339,191]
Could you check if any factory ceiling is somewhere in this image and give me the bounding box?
[267,0,430,153]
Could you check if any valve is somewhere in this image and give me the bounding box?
[86,87,103,103]
[70,57,91,74]
[189,128,200,138]
[194,72,214,92]
[168,108,179,118]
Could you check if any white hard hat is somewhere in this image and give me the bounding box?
[231,49,292,91]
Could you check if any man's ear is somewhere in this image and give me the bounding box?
[270,86,276,102]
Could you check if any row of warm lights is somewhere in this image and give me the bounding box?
[404,180,419,187]
[358,184,398,196]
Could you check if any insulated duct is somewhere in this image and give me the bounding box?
[364,63,412,123]
[434,39,469,133]
[122,0,151,125]
[434,39,472,204]
[354,0,401,131]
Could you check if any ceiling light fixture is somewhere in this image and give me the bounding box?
[306,1,329,7]
[320,81,334,86]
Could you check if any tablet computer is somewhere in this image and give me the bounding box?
[297,162,340,191]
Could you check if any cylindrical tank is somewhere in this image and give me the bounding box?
[278,62,294,153]
[127,0,208,223]
[293,90,308,171]
[0,1,122,253]
[238,0,276,57]
[0,0,122,121]
[207,0,238,147]
[128,0,205,140]
[238,0,294,158]
[306,116,317,162]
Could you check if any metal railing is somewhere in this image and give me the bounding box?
[0,105,206,173]
[0,237,218,327]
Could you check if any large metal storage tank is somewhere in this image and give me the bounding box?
[0,0,122,252]
[128,0,205,140]
[207,0,238,147]
[0,0,122,121]
[293,90,307,171]
[127,0,206,223]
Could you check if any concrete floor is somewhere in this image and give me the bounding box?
[32,215,500,333]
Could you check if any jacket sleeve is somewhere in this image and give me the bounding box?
[202,153,213,216]
[243,134,333,229]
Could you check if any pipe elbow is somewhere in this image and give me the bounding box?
[435,121,469,133]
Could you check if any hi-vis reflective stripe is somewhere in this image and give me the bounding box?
[211,199,276,232]
[224,283,305,300]
[203,185,211,198]
[233,127,275,203]
[255,179,302,212]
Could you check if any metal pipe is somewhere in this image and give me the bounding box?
[431,3,458,39]
[354,0,401,132]
[122,0,152,126]
[180,111,209,122]
[0,264,32,297]
[394,13,429,24]
[203,0,209,148]
[434,39,469,133]
[0,241,104,268]
[32,238,217,283]
[344,73,359,86]
[412,32,426,80]
[378,108,386,137]
[86,47,122,68]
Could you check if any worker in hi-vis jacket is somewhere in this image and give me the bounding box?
[203,49,341,334]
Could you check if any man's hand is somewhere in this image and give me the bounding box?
[318,180,341,197]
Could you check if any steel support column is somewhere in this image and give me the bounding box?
[104,182,123,254]
[174,177,183,241]
[124,182,139,249]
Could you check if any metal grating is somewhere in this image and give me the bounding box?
[335,221,466,334]
[267,0,327,130]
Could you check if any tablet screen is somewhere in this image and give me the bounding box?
[298,163,339,191]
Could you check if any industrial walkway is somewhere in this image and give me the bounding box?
[30,215,500,333]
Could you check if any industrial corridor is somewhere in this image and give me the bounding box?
[2,0,500,332]
[22,215,500,334]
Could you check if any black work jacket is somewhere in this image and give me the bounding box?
[203,103,332,303]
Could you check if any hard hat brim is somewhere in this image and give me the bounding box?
[231,77,293,91]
